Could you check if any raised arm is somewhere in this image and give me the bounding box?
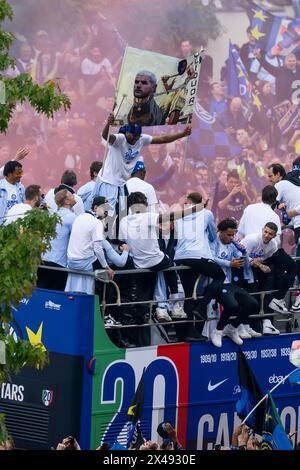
[0,147,30,179]
[15,147,29,162]
[151,125,191,145]
[102,113,116,145]
[253,49,281,77]
[159,202,203,225]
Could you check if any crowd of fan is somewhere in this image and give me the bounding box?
[52,422,300,451]
[1,2,299,211]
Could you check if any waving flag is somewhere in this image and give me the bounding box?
[247,1,300,56]
[192,101,241,159]
[228,42,262,111]
[235,349,265,434]
[277,102,300,135]
[261,393,293,450]
[126,368,145,449]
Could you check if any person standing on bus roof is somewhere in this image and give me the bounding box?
[65,196,114,295]
[91,112,192,210]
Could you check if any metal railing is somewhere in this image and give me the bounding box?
[37,263,300,333]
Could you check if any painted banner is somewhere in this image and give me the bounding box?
[114,46,203,126]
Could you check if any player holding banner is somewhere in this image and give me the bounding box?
[91,112,192,211]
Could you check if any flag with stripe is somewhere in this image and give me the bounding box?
[228,41,262,112]
[235,349,265,434]
[247,1,300,56]
[191,101,242,159]
[261,393,293,450]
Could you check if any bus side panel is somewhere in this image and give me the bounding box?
[187,334,300,449]
[94,333,300,449]
[2,289,95,449]
[0,352,84,449]
[90,297,126,449]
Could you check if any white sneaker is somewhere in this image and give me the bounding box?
[171,302,187,319]
[223,324,243,345]
[155,308,172,323]
[243,324,262,338]
[262,319,280,335]
[291,295,300,312]
[211,328,223,348]
[237,324,252,339]
[269,298,288,313]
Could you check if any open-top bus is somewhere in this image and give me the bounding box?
[1,284,300,450]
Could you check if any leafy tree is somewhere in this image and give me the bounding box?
[0,0,70,133]
[0,0,70,445]
[0,209,60,444]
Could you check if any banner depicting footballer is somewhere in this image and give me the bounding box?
[114,46,203,126]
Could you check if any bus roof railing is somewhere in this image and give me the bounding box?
[38,262,300,332]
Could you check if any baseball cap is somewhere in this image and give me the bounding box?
[119,123,142,136]
[131,161,145,174]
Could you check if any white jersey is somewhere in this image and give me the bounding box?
[126,177,158,212]
[4,203,31,225]
[241,233,277,261]
[45,188,84,216]
[119,211,164,268]
[275,180,300,229]
[100,134,152,186]
[237,202,281,244]
[3,180,19,212]
[67,212,105,260]
[174,209,216,261]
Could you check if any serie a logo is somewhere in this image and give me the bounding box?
[42,389,54,407]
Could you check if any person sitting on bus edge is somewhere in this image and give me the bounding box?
[209,218,261,348]
[237,185,281,245]
[241,222,297,335]
[91,112,192,212]
[173,192,226,342]
[118,192,204,326]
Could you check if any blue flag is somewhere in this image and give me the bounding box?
[277,102,300,135]
[191,101,241,159]
[235,349,265,434]
[110,441,127,450]
[228,42,262,111]
[247,1,300,56]
[261,393,293,450]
